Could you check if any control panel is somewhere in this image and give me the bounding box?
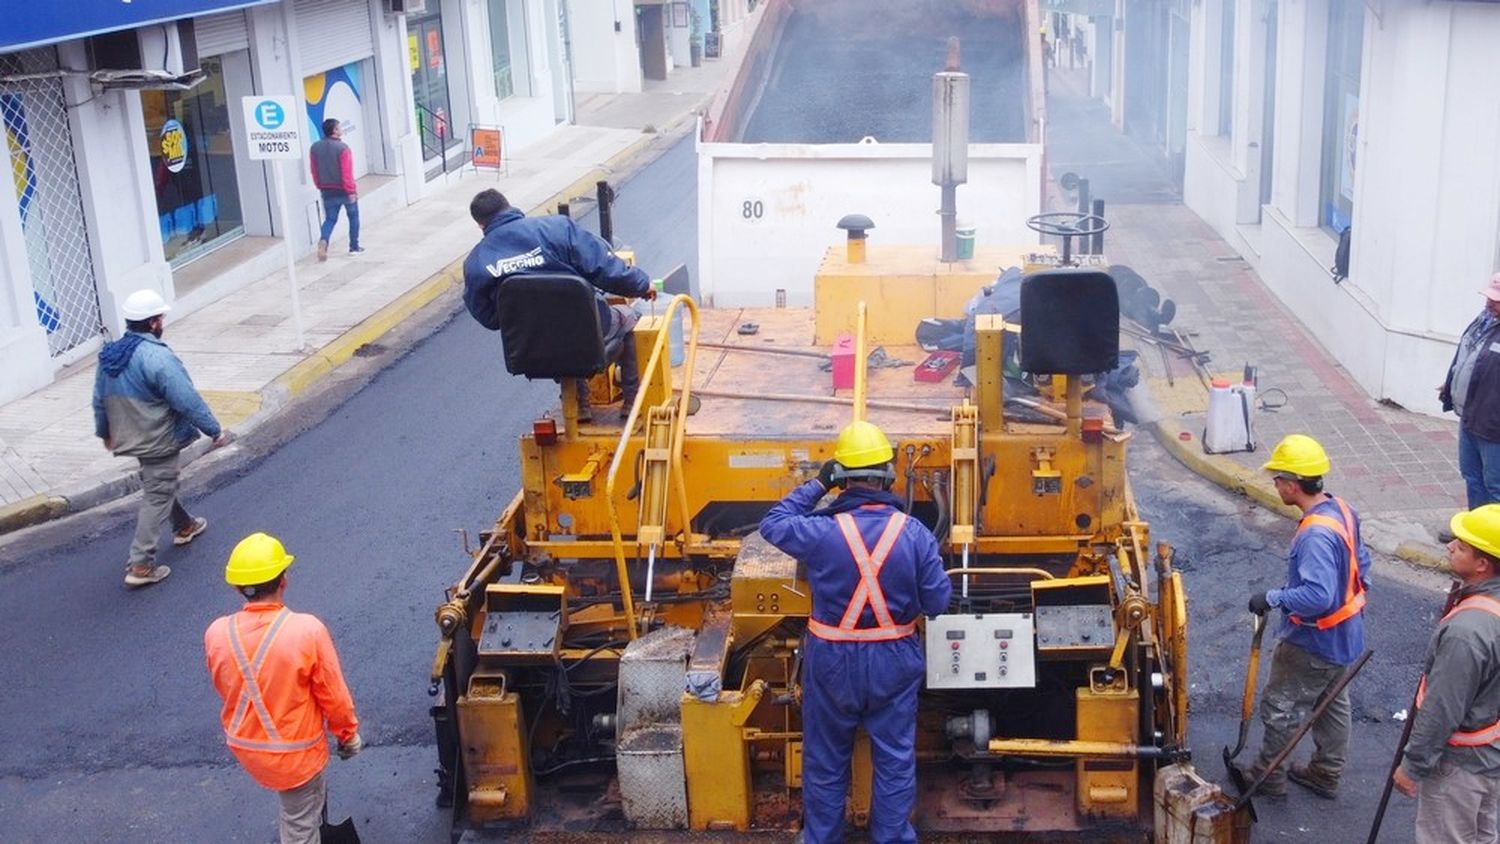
[925,613,1036,690]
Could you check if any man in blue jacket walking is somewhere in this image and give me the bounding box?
[1240,434,1371,799]
[94,290,229,588]
[462,189,654,415]
[760,421,952,844]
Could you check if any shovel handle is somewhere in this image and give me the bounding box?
[1239,614,1268,721]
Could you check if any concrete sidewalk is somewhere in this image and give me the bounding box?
[1046,68,1461,567]
[0,62,730,534]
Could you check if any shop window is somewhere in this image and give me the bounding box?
[489,0,531,100]
[1319,0,1362,234]
[409,12,459,161]
[141,56,244,266]
[1217,0,1234,137]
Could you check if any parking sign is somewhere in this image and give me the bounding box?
[241,95,302,160]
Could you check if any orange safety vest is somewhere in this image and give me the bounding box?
[1287,496,1367,631]
[1416,594,1500,748]
[806,511,918,643]
[204,602,359,792]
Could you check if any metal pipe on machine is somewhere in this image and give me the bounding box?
[932,38,969,263]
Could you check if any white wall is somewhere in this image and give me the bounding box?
[698,141,1043,305]
[567,0,643,94]
[1183,0,1500,417]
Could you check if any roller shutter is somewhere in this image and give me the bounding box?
[294,0,375,73]
[195,10,250,56]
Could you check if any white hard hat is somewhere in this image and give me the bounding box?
[121,289,171,321]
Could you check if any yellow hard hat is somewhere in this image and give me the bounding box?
[1451,505,1500,559]
[834,420,894,469]
[225,532,295,586]
[1261,434,1331,478]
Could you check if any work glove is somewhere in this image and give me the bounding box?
[336,732,363,760]
[818,459,840,490]
[1247,591,1273,616]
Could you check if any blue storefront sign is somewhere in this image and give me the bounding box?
[1,0,277,54]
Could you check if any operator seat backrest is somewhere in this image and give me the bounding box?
[1018,268,1120,374]
[493,273,615,379]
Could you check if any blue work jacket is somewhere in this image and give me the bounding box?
[1269,495,1372,666]
[461,208,650,332]
[92,332,221,459]
[759,481,952,631]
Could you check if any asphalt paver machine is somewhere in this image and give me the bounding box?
[425,219,1249,840]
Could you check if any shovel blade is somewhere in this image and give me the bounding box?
[319,817,360,844]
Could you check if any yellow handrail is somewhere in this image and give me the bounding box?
[603,294,701,639]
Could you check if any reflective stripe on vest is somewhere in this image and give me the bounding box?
[1415,595,1500,748]
[1288,496,1367,631]
[807,511,917,643]
[224,607,323,754]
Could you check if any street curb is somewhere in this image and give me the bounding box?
[1147,417,1300,519]
[1148,416,1454,571]
[0,129,671,539]
[1395,541,1450,571]
[0,495,69,534]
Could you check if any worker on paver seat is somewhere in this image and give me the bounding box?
[1240,434,1372,800]
[461,189,655,416]
[759,421,952,844]
[204,533,363,844]
[1393,504,1500,842]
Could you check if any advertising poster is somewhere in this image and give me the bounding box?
[304,62,367,181]
[471,127,502,169]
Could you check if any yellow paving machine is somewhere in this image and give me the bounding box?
[426,212,1250,840]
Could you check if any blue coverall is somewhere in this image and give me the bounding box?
[1268,494,1372,666]
[760,481,952,844]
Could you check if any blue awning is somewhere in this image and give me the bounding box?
[2,0,279,55]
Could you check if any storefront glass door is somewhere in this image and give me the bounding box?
[409,15,458,162]
[141,55,244,265]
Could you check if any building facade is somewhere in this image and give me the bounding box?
[0,0,573,405]
[1179,0,1500,417]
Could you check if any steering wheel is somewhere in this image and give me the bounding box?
[1026,212,1110,239]
[1026,212,1111,265]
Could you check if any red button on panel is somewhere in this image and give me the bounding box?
[999,641,1008,650]
[951,642,961,650]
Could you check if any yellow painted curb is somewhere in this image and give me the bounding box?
[0,494,68,533]
[201,390,263,429]
[272,264,464,399]
[1149,417,1300,519]
[1395,540,1450,572]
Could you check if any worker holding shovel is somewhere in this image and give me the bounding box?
[1235,434,1372,800]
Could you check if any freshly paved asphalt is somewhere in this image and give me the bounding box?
[0,126,1439,842]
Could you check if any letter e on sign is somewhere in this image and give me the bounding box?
[241,95,302,161]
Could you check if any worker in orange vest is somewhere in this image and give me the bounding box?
[1393,505,1500,842]
[204,532,362,843]
[1238,434,1371,799]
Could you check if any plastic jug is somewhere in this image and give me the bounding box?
[1204,378,1252,454]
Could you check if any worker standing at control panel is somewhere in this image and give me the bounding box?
[760,421,952,844]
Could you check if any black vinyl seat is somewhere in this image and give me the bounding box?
[1018,268,1120,375]
[493,273,621,379]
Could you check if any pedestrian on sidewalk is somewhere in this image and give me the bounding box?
[461,188,656,417]
[1238,434,1371,800]
[93,289,229,588]
[205,532,363,844]
[310,118,361,261]
[1392,505,1500,843]
[1441,274,1500,508]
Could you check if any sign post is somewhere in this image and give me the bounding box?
[241,95,307,350]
